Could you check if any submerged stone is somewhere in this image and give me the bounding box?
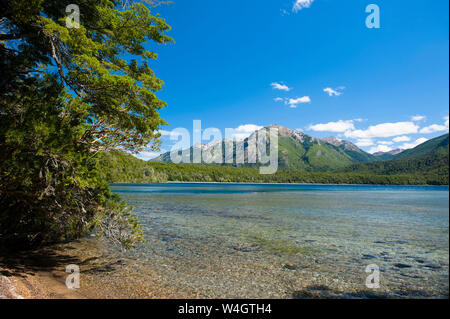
[283,263,299,270]
[424,264,442,270]
[394,263,412,269]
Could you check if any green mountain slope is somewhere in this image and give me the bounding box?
[343,133,449,183]
[320,136,379,162]
[396,134,449,160]
[98,151,169,183]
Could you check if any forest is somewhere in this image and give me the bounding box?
[98,151,449,186]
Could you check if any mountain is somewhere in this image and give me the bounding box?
[344,133,449,181]
[373,149,404,161]
[153,124,378,171]
[321,136,378,163]
[395,133,449,160]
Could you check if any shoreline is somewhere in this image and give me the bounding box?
[0,240,99,299]
[0,238,187,299]
[170,181,448,187]
[110,181,449,187]
[0,265,85,299]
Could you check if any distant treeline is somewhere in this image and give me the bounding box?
[98,151,448,185]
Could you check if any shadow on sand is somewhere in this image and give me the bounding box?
[0,239,123,279]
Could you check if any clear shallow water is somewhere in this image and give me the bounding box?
[108,183,449,298]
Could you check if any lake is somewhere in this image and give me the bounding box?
[105,183,449,298]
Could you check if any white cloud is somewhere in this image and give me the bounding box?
[378,141,394,145]
[234,124,263,134]
[368,144,393,154]
[228,124,263,140]
[293,0,314,12]
[271,82,291,91]
[135,150,165,161]
[444,116,449,128]
[400,137,429,150]
[416,137,429,144]
[344,121,419,139]
[411,115,426,122]
[323,87,344,97]
[419,124,448,134]
[286,96,311,108]
[393,136,411,143]
[274,96,311,107]
[308,120,355,133]
[160,130,183,138]
[355,139,374,147]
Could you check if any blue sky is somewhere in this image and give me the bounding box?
[137,0,449,159]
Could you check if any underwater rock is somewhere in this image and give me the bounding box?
[393,263,412,269]
[424,264,442,270]
[283,263,299,270]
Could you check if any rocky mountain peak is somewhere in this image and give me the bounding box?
[321,136,360,152]
[261,124,307,142]
[373,149,405,156]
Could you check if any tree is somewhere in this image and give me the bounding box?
[0,0,172,250]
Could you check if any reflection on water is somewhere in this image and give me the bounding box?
[93,183,449,298]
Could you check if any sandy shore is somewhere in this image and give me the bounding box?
[0,238,105,299]
[0,238,189,299]
[0,240,97,299]
[0,265,85,299]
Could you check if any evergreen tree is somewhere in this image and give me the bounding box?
[0,0,172,249]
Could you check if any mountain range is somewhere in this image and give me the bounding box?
[153,124,449,173]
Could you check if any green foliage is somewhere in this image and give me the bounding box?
[2,0,172,153]
[0,0,171,250]
[372,153,397,161]
[98,151,169,183]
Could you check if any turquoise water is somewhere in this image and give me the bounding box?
[110,183,449,298]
